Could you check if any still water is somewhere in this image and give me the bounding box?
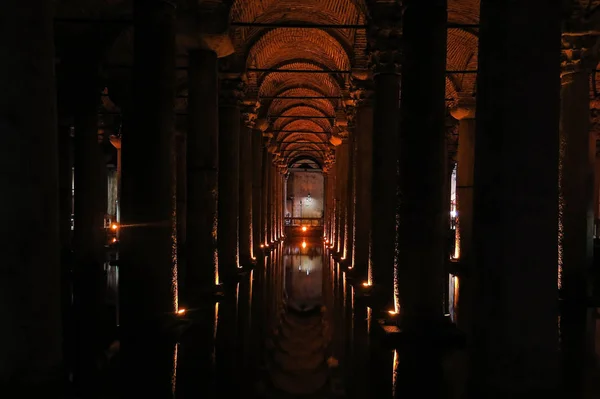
[107,239,352,398]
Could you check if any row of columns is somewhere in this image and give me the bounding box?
[1,0,290,394]
[323,0,598,397]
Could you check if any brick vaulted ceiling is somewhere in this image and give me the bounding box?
[229,0,480,166]
[60,0,483,167]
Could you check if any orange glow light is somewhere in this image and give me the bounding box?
[301,241,307,249]
[176,308,186,316]
[388,310,398,316]
[112,237,117,243]
[111,223,118,230]
[362,282,371,287]
[302,226,307,232]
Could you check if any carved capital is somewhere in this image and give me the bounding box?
[367,1,402,75]
[219,75,246,107]
[450,94,476,120]
[561,32,600,75]
[241,100,260,128]
[350,78,375,107]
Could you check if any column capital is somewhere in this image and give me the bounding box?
[450,94,476,120]
[219,74,246,107]
[241,100,260,128]
[350,77,375,107]
[561,31,600,75]
[367,1,403,75]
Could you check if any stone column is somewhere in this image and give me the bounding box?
[262,145,271,246]
[1,1,62,394]
[218,76,244,282]
[451,99,476,335]
[252,128,264,255]
[469,2,562,397]
[368,1,402,311]
[594,129,600,236]
[185,49,219,302]
[240,104,258,265]
[351,79,374,281]
[120,1,177,395]
[394,2,448,395]
[558,33,598,395]
[71,68,106,394]
[175,131,186,298]
[345,119,356,264]
[337,136,350,258]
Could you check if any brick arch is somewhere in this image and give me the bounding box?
[288,155,324,169]
[266,88,338,120]
[246,28,351,73]
[271,106,334,132]
[230,0,366,54]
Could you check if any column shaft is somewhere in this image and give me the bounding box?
[469,1,562,396]
[175,133,187,298]
[370,71,400,311]
[397,0,447,326]
[1,0,62,393]
[353,100,373,280]
[120,1,176,396]
[239,124,253,264]
[218,85,242,281]
[186,49,218,298]
[558,68,594,394]
[72,76,106,392]
[252,130,264,254]
[262,150,270,245]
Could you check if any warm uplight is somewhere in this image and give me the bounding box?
[362,282,371,287]
[302,226,307,232]
[111,223,118,230]
[260,244,264,248]
[388,310,398,316]
[112,237,117,243]
[301,241,307,249]
[176,308,186,316]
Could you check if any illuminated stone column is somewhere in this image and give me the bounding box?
[469,2,562,397]
[185,49,219,305]
[218,75,244,282]
[345,112,357,265]
[265,151,274,244]
[252,127,265,255]
[1,1,62,394]
[120,1,176,396]
[368,1,402,312]
[336,138,349,255]
[350,79,374,280]
[558,33,599,395]
[240,103,258,265]
[450,99,476,335]
[262,146,271,246]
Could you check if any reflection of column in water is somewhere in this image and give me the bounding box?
[215,284,240,396]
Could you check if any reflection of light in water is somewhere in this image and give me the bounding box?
[302,241,307,249]
[392,349,399,397]
[212,302,219,365]
[172,343,179,396]
[367,307,372,335]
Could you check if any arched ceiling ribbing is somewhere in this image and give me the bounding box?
[230,0,362,167]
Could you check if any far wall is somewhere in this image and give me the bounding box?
[286,170,324,218]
